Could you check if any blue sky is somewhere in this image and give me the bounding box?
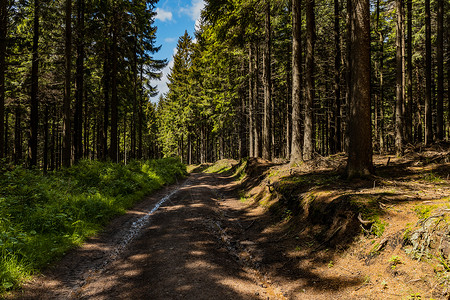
[150,0,205,100]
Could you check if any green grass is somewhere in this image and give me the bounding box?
[203,160,235,174]
[421,172,443,183]
[0,158,186,293]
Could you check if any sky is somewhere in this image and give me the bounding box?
[150,0,205,101]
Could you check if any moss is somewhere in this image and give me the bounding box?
[414,204,437,220]
[233,158,248,181]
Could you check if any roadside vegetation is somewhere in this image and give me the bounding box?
[0,158,186,293]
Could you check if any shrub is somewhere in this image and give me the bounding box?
[0,158,186,293]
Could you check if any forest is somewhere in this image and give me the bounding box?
[0,0,450,296]
[0,0,165,170]
[158,0,449,177]
[0,0,448,175]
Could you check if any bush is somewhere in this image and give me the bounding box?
[0,158,186,293]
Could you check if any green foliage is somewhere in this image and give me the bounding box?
[327,260,334,268]
[203,160,235,174]
[389,255,403,267]
[414,204,436,219]
[371,217,388,237]
[233,158,248,181]
[0,158,186,293]
[421,172,443,183]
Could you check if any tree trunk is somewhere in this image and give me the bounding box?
[436,0,443,140]
[138,61,144,159]
[74,0,85,162]
[51,105,56,170]
[344,0,352,153]
[303,0,315,160]
[188,130,192,164]
[291,0,302,162]
[286,46,292,159]
[131,32,138,159]
[424,0,432,144]
[102,20,110,160]
[29,0,40,167]
[14,106,22,164]
[248,44,254,157]
[346,0,373,177]
[109,9,118,162]
[123,114,126,164]
[332,0,341,154]
[200,124,205,164]
[377,14,385,152]
[0,0,6,159]
[84,89,89,157]
[62,0,72,167]
[254,43,260,158]
[262,1,271,160]
[43,104,48,172]
[448,28,450,140]
[4,109,8,159]
[395,0,404,155]
[405,0,413,143]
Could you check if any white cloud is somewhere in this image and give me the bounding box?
[180,0,205,22]
[155,8,173,22]
[164,37,176,43]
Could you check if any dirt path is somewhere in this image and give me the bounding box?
[14,173,285,300]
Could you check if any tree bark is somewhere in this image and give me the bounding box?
[14,106,22,164]
[376,2,385,152]
[102,12,110,161]
[4,109,8,159]
[109,8,118,162]
[29,0,40,167]
[262,1,272,160]
[131,31,138,159]
[0,0,6,159]
[62,0,72,167]
[285,44,292,159]
[405,0,412,143]
[448,28,450,140]
[138,62,143,159]
[253,43,260,158]
[424,0,432,144]
[74,0,85,162]
[346,0,373,177]
[43,104,48,172]
[332,0,341,154]
[50,105,56,170]
[395,0,404,155]
[84,89,89,157]
[303,0,315,160]
[436,0,443,140]
[248,44,254,157]
[291,0,302,162]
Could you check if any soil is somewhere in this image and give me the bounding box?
[10,173,286,299]
[8,144,450,299]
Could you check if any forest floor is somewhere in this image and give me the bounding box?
[7,143,450,299]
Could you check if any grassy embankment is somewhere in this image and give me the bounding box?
[0,158,186,293]
[202,155,450,298]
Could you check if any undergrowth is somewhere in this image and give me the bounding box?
[0,158,186,293]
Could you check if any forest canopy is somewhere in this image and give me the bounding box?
[0,0,165,169]
[156,0,449,177]
[0,0,449,176]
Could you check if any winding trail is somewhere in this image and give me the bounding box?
[16,173,285,299]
